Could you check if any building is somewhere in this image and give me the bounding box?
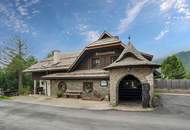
[24,32,160,106]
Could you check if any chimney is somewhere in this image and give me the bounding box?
[53,50,61,62]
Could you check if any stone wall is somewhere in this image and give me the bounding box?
[109,67,154,105]
[51,79,109,98]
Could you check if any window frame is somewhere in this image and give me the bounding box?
[92,58,100,68]
[100,80,108,87]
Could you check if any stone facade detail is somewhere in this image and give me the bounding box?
[109,67,154,105]
[51,79,109,98]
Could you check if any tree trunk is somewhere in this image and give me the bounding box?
[18,70,23,92]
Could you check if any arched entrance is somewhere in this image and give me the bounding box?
[118,75,142,102]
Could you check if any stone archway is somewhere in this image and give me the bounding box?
[118,74,142,103]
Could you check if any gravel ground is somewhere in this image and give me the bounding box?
[0,95,190,130]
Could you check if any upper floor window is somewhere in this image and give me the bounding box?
[92,58,100,68]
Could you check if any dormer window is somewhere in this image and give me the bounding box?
[92,58,100,68]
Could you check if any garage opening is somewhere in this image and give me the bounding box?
[118,75,142,102]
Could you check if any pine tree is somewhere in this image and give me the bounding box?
[161,55,185,79]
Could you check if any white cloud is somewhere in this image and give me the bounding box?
[156,0,190,40]
[155,29,169,40]
[160,0,176,12]
[17,6,28,16]
[0,0,40,33]
[160,0,190,20]
[117,0,148,34]
[82,31,99,42]
[77,23,99,43]
[15,0,41,16]
[106,0,114,4]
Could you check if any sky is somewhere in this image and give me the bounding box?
[0,0,190,60]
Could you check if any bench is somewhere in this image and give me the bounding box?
[64,90,82,98]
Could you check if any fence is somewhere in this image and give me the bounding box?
[154,79,190,89]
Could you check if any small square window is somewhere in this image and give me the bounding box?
[100,80,108,87]
[92,58,100,68]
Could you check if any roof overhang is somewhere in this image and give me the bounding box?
[42,69,109,80]
[23,67,69,73]
[104,64,161,70]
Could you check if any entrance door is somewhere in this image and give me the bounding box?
[119,75,142,102]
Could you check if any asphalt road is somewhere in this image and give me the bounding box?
[158,94,190,115]
[0,97,190,130]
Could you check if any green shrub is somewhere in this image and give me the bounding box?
[19,86,31,95]
[56,91,63,98]
[154,92,160,98]
[0,96,10,100]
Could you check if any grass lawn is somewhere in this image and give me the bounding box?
[0,96,11,100]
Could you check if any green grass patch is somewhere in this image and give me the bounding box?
[0,96,11,100]
[154,92,160,98]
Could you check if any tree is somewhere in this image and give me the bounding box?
[46,51,53,58]
[186,72,190,79]
[23,56,37,90]
[161,55,185,79]
[0,36,27,92]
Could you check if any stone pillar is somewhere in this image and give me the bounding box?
[146,73,154,107]
[109,70,118,106]
[34,80,37,95]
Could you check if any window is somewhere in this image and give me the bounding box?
[111,56,117,63]
[83,82,93,93]
[92,58,100,68]
[100,80,108,87]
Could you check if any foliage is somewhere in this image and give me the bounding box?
[161,55,186,79]
[154,92,160,98]
[186,72,190,79]
[0,96,10,100]
[177,51,190,71]
[0,36,37,94]
[19,86,31,95]
[154,50,190,71]
[47,51,53,58]
[56,91,63,98]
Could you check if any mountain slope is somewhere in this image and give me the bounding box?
[154,50,190,71]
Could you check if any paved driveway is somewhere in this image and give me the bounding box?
[0,100,190,130]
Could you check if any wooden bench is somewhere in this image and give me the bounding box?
[64,90,82,98]
[3,90,18,96]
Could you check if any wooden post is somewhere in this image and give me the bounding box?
[34,80,37,95]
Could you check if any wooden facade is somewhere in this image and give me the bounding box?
[75,45,124,70]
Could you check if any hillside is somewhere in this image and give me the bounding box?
[154,50,190,71]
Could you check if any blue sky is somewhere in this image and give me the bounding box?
[0,0,190,60]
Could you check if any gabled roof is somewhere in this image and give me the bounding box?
[104,42,160,69]
[88,36,121,48]
[23,52,80,72]
[88,31,121,48]
[24,31,156,73]
[68,32,125,71]
[116,42,147,62]
[98,31,113,40]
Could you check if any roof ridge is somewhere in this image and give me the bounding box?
[116,42,147,62]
